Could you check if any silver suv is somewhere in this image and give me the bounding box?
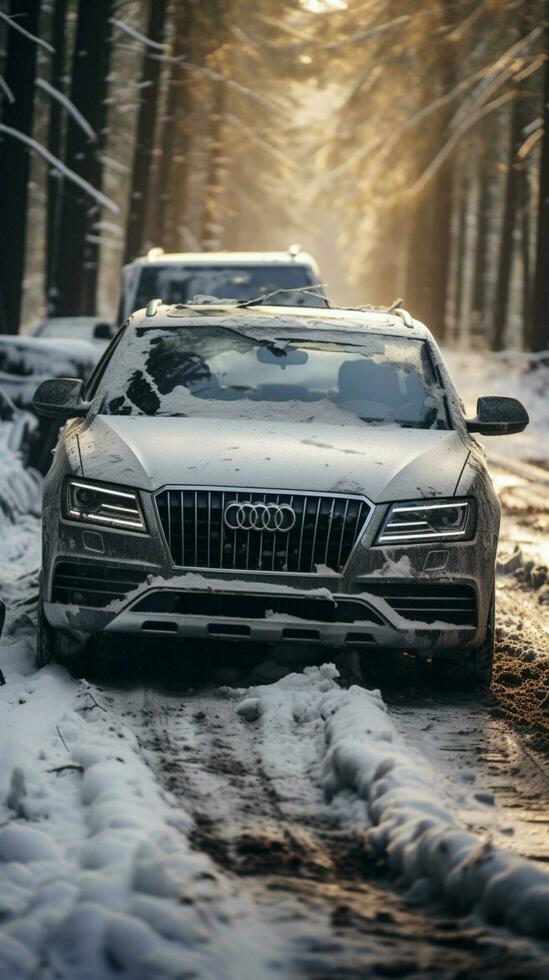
[33,303,528,685]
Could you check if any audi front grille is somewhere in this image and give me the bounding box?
[155,487,372,574]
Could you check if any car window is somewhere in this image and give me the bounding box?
[134,265,324,308]
[96,324,450,430]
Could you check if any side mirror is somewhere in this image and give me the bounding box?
[32,378,90,420]
[466,396,529,436]
[93,322,113,340]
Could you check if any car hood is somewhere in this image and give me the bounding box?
[77,415,468,502]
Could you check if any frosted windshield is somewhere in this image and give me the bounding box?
[98,325,449,429]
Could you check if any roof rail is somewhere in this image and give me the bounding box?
[288,243,301,258]
[145,298,163,317]
[147,246,164,261]
[393,307,414,328]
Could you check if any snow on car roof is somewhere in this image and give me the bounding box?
[125,250,319,268]
[127,302,429,339]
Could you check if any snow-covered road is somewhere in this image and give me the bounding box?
[1,439,549,976]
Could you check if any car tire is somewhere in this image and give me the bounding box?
[36,589,90,670]
[432,590,494,688]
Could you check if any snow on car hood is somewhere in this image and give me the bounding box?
[78,415,468,502]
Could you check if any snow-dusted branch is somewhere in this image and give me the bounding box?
[151,54,288,118]
[0,76,15,104]
[0,10,54,54]
[0,124,119,215]
[36,79,97,142]
[109,18,166,51]
[451,25,544,129]
[402,90,515,200]
[224,113,300,171]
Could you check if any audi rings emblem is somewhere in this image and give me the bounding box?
[224,501,296,533]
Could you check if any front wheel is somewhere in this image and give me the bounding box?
[431,592,494,688]
[36,598,91,671]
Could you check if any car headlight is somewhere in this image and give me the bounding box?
[377,498,475,545]
[64,479,146,532]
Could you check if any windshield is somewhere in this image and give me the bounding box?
[133,264,325,308]
[97,324,449,429]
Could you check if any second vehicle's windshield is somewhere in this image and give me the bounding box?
[97,324,449,429]
[133,264,325,308]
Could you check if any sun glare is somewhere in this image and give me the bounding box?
[301,0,348,12]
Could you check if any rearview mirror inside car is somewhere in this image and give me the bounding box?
[256,346,308,365]
[466,396,529,436]
[32,378,90,420]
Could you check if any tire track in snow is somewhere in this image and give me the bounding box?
[390,695,549,863]
[98,675,549,978]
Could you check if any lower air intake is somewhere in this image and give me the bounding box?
[52,561,147,608]
[363,582,477,627]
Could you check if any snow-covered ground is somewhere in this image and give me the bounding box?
[1,345,549,976]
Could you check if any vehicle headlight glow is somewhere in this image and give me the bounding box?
[377,498,475,545]
[64,479,146,532]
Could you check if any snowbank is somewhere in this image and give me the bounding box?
[0,334,98,409]
[239,665,549,940]
[0,429,42,633]
[0,445,41,526]
[0,664,285,979]
[445,349,549,463]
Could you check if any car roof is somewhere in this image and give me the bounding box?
[125,250,319,269]
[127,302,431,341]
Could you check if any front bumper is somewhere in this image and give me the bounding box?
[43,589,479,652]
[43,526,495,658]
[41,471,499,656]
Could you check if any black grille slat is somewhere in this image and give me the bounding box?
[364,582,477,627]
[52,561,147,608]
[156,488,370,574]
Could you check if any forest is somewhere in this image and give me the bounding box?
[0,0,548,351]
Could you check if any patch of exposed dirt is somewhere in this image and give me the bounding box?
[492,590,549,753]
[489,464,549,754]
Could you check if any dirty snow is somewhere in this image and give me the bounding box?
[0,650,287,979]
[239,665,549,939]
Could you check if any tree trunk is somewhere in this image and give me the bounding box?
[148,1,194,250]
[520,164,532,347]
[453,160,469,343]
[404,10,456,340]
[492,94,527,351]
[79,1,115,314]
[45,0,69,313]
[470,149,491,328]
[124,0,169,263]
[201,75,226,250]
[0,0,39,333]
[531,29,549,351]
[54,0,115,316]
[404,189,433,326]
